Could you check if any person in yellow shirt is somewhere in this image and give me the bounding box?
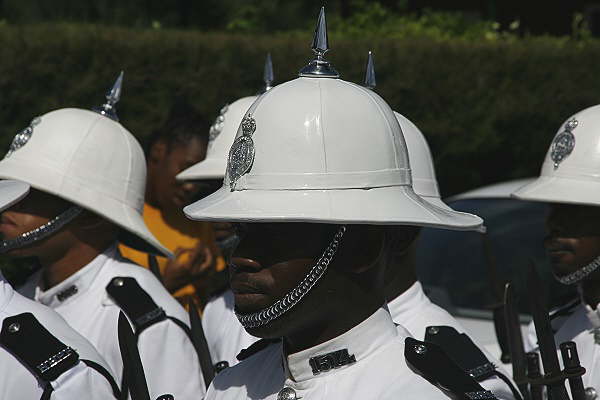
[120,101,225,308]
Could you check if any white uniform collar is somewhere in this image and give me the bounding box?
[386,281,426,320]
[284,307,397,382]
[35,243,117,308]
[0,272,14,313]
[584,303,600,329]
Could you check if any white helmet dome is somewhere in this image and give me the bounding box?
[184,76,482,230]
[177,96,257,181]
[0,108,170,256]
[513,104,600,206]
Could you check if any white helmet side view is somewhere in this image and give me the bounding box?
[513,104,600,207]
[0,73,170,256]
[177,53,275,182]
[176,96,257,181]
[184,34,482,230]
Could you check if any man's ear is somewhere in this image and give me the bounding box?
[148,140,168,165]
[338,225,386,274]
[76,210,114,232]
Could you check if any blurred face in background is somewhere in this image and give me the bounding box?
[147,137,207,212]
[545,203,600,281]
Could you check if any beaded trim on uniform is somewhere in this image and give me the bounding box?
[235,226,346,329]
[0,206,83,253]
[555,255,600,285]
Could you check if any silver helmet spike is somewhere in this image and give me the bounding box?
[262,53,275,93]
[299,7,340,78]
[364,51,376,89]
[92,71,124,122]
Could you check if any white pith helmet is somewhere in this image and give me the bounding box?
[177,53,275,181]
[0,180,30,212]
[0,73,170,256]
[183,16,481,230]
[513,104,600,206]
[176,96,257,180]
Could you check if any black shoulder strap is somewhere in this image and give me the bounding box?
[405,337,498,399]
[106,277,167,334]
[236,338,281,361]
[424,325,496,381]
[0,312,79,382]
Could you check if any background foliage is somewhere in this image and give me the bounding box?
[1,22,599,198]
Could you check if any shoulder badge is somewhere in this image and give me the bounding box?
[106,276,166,333]
[424,325,496,381]
[227,114,256,190]
[550,118,578,170]
[5,117,41,158]
[0,312,79,382]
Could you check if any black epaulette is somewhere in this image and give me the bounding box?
[106,276,167,333]
[0,312,80,382]
[405,337,498,399]
[236,338,281,361]
[424,325,496,381]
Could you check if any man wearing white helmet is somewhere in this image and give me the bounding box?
[0,74,205,399]
[184,9,511,400]
[513,105,600,396]
[177,54,276,371]
[0,180,120,399]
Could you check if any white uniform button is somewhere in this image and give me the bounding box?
[585,387,597,400]
[277,387,297,400]
[427,326,439,335]
[8,322,20,333]
[414,344,427,354]
[113,278,124,287]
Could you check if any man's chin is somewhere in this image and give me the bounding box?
[233,292,274,315]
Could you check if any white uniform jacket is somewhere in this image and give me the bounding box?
[206,307,479,400]
[19,244,205,400]
[526,300,598,396]
[388,281,516,400]
[0,274,118,399]
[203,289,259,368]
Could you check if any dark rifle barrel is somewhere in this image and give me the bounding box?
[559,342,586,400]
[526,352,543,400]
[527,265,569,400]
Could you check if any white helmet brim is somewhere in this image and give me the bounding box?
[176,157,226,181]
[0,180,30,212]
[184,185,483,231]
[512,175,600,207]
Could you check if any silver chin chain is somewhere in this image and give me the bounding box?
[235,225,347,329]
[0,206,83,253]
[555,255,600,285]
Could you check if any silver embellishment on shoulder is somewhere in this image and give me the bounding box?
[227,114,256,191]
[37,347,75,374]
[5,116,41,158]
[550,118,578,170]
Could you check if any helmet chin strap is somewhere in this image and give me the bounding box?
[555,254,600,285]
[0,206,83,253]
[235,225,347,330]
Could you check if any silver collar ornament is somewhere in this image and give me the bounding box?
[550,118,578,170]
[0,206,83,253]
[227,114,257,190]
[236,226,346,329]
[5,117,41,158]
[555,253,600,285]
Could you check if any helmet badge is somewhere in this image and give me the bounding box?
[227,115,257,190]
[5,116,41,158]
[550,118,578,170]
[209,104,229,147]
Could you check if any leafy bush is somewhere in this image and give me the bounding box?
[0,23,599,198]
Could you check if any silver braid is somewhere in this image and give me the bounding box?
[236,225,346,329]
[555,255,600,285]
[0,206,83,253]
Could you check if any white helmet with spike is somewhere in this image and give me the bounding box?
[0,72,170,256]
[183,16,481,231]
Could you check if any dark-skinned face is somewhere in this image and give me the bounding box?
[545,203,600,280]
[230,223,385,339]
[147,138,206,211]
[0,189,74,259]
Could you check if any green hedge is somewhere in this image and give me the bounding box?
[1,24,600,197]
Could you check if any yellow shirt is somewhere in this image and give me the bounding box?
[119,203,225,308]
